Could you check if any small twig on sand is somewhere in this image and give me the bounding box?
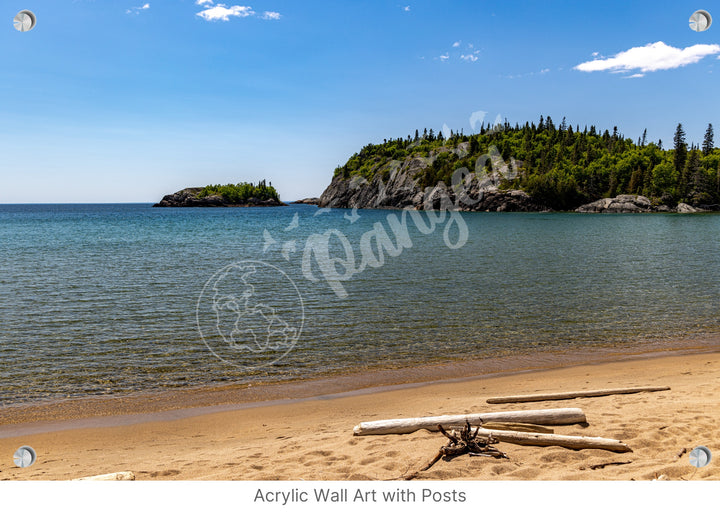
[581,461,633,471]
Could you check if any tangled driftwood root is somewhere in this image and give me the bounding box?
[404,421,508,479]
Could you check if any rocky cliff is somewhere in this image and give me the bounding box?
[318,154,545,212]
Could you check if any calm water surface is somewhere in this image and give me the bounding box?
[1,204,718,406]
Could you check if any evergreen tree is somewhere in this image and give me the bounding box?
[641,129,647,147]
[702,123,714,155]
[673,123,687,173]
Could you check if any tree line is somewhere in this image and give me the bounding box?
[197,180,280,203]
[334,117,720,210]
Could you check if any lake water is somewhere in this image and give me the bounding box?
[1,204,719,406]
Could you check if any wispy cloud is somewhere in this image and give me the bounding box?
[575,41,720,75]
[403,5,410,12]
[502,68,552,79]
[126,3,149,15]
[196,4,280,22]
[433,44,479,63]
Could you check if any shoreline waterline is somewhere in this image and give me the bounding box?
[1,333,717,438]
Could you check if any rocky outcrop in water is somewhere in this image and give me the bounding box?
[575,195,708,213]
[154,188,286,207]
[675,202,705,213]
[575,195,654,213]
[291,197,321,205]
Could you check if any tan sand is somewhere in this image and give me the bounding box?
[0,351,718,481]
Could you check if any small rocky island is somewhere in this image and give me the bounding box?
[154,181,286,207]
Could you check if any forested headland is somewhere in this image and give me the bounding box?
[332,117,720,211]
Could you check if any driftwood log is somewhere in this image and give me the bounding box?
[479,422,554,434]
[353,408,586,435]
[73,471,136,481]
[486,386,670,404]
[466,427,632,452]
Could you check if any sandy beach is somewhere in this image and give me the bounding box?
[1,348,718,481]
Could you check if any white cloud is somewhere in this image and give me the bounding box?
[539,68,549,74]
[126,3,150,14]
[575,41,720,74]
[196,4,255,21]
[452,41,460,47]
[261,11,281,20]
[403,5,410,12]
[438,53,449,61]
[460,54,478,62]
[195,0,214,5]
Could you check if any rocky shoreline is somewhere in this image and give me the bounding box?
[575,195,709,214]
[291,197,321,205]
[318,173,713,214]
[317,157,547,212]
[154,188,286,207]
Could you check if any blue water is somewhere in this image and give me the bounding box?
[1,204,719,406]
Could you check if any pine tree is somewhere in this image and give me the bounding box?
[673,123,687,173]
[702,123,714,155]
[684,147,704,200]
[469,136,479,155]
[641,128,647,147]
[414,129,419,141]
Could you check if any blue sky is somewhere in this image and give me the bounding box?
[1,1,719,202]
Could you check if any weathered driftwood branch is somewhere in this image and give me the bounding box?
[478,422,554,434]
[469,427,632,452]
[486,386,670,404]
[353,408,586,435]
[404,422,508,480]
[73,471,136,481]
